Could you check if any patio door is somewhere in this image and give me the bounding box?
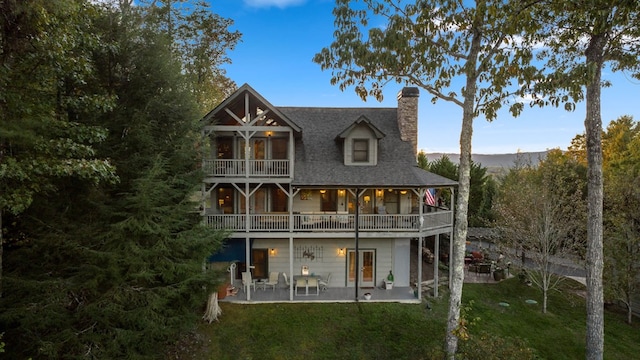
[252,248,268,280]
[347,249,376,288]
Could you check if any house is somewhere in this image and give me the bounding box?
[201,84,457,302]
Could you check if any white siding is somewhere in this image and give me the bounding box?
[253,238,411,288]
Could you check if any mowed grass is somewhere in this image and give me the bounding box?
[181,278,640,360]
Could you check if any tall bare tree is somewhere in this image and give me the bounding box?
[314,1,544,357]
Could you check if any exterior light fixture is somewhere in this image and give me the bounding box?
[400,190,407,195]
[266,131,273,137]
[363,195,371,203]
[319,189,326,194]
[270,248,276,256]
[339,248,345,256]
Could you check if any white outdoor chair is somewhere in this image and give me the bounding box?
[319,273,332,291]
[264,271,279,291]
[307,277,319,296]
[282,272,290,289]
[295,277,309,295]
[241,271,256,293]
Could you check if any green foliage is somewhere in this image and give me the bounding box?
[0,0,237,358]
[138,0,241,114]
[419,152,494,226]
[0,0,118,214]
[315,3,550,354]
[315,0,546,117]
[602,116,640,324]
[525,1,640,103]
[494,153,587,312]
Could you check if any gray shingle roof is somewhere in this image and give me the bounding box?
[278,107,457,188]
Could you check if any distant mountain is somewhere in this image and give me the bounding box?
[426,151,549,173]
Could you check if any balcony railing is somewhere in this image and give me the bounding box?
[203,159,290,177]
[204,212,453,232]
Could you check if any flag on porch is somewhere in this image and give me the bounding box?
[425,188,436,206]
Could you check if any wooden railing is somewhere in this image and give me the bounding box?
[204,212,453,232]
[203,159,290,177]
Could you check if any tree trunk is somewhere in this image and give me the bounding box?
[445,30,481,358]
[543,287,548,314]
[584,33,605,360]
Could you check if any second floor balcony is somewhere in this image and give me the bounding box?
[204,211,453,234]
[204,159,291,178]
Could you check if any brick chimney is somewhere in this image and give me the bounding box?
[397,87,419,157]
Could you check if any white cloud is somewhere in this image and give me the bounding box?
[244,0,305,8]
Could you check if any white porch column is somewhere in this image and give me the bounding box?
[245,236,251,300]
[434,234,440,298]
[289,236,294,301]
[417,236,423,301]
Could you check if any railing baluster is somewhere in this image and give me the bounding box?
[205,211,452,232]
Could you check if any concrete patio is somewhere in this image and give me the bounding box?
[220,284,420,304]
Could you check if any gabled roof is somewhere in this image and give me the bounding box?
[200,83,301,133]
[337,115,386,140]
[277,106,457,188]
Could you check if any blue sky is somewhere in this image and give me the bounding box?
[210,0,640,154]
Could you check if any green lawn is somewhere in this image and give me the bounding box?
[172,278,640,359]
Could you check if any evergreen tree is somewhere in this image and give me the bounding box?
[0,1,237,358]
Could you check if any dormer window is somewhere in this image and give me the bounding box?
[338,115,385,166]
[353,139,369,162]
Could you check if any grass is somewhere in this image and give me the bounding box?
[172,278,640,359]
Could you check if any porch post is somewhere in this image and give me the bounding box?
[355,188,360,302]
[245,182,251,300]
[289,130,294,179]
[245,236,251,300]
[289,185,294,301]
[417,236,423,301]
[289,236,294,301]
[434,234,440,298]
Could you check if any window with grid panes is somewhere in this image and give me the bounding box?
[353,139,369,162]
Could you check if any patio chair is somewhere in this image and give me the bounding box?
[241,271,256,292]
[319,273,332,291]
[295,277,307,295]
[264,271,279,291]
[307,277,319,296]
[282,272,290,289]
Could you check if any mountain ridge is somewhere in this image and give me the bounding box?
[426,151,549,169]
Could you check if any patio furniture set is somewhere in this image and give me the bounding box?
[241,269,332,296]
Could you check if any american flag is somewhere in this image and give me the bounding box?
[424,188,436,206]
